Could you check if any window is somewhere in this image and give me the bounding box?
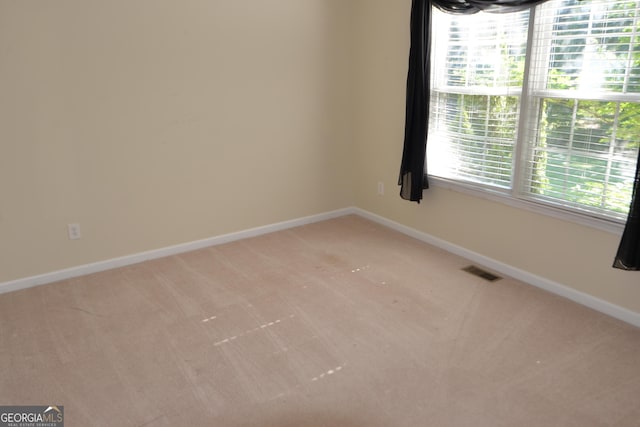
[428,0,640,222]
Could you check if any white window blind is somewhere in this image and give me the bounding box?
[427,0,640,222]
[429,10,530,189]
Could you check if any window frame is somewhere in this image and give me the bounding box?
[426,1,639,233]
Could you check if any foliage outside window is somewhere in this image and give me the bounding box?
[427,0,640,221]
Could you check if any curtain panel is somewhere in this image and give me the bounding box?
[398,0,431,202]
[399,0,640,270]
[614,149,640,270]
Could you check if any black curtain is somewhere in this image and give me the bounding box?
[614,149,640,270]
[400,0,640,271]
[399,0,549,203]
[398,0,430,202]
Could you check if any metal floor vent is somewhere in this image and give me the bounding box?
[462,265,502,282]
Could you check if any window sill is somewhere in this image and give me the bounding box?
[429,176,625,236]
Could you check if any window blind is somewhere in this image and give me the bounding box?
[428,9,530,189]
[427,0,640,221]
[522,0,640,219]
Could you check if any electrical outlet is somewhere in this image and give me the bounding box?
[377,181,384,195]
[67,223,81,240]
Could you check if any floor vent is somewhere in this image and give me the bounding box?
[462,265,502,282]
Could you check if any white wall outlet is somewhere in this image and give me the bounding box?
[377,181,384,195]
[67,223,81,240]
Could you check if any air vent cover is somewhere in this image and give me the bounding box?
[462,265,502,282]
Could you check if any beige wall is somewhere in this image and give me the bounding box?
[351,0,640,314]
[0,0,354,282]
[2,0,638,316]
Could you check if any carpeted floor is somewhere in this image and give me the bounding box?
[1,215,639,426]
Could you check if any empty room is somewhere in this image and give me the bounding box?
[1,0,640,426]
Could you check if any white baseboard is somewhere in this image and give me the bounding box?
[0,207,356,296]
[2,205,638,328]
[353,208,640,329]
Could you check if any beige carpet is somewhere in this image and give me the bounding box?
[1,215,639,426]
